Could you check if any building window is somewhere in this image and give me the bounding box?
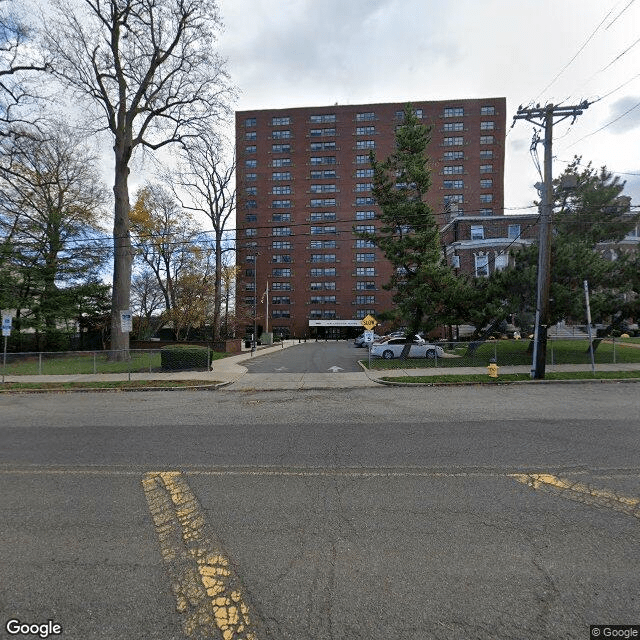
[272,199,292,208]
[245,214,257,222]
[443,180,464,189]
[272,226,292,236]
[310,226,336,235]
[480,164,493,174]
[443,137,463,146]
[310,254,336,262]
[443,122,464,132]
[480,150,494,159]
[310,128,336,137]
[475,255,489,277]
[244,296,256,306]
[245,159,257,168]
[355,196,376,205]
[355,239,375,248]
[245,117,257,127]
[444,194,464,205]
[355,155,371,164]
[272,116,290,125]
[310,268,336,277]
[451,255,460,268]
[479,208,494,216]
[272,171,291,180]
[310,156,337,165]
[354,225,375,234]
[480,106,496,116]
[356,210,376,220]
[355,309,376,319]
[310,184,337,193]
[356,281,376,290]
[272,241,292,249]
[244,228,257,237]
[480,194,493,203]
[272,213,291,222]
[244,131,257,141]
[355,183,372,192]
[245,173,257,182]
[272,268,291,277]
[355,140,376,150]
[443,165,464,175]
[310,114,336,123]
[356,267,376,276]
[508,224,521,239]
[245,187,257,197]
[471,225,484,240]
[356,168,374,178]
[272,144,291,153]
[444,107,464,118]
[272,309,291,318]
[271,282,291,290]
[272,185,291,195]
[245,145,256,154]
[356,126,375,135]
[272,158,292,167]
[311,169,336,179]
[356,112,376,121]
[272,255,291,263]
[480,135,494,145]
[310,141,336,151]
[480,121,495,131]
[356,295,375,305]
[310,198,336,207]
[272,129,291,139]
[245,283,255,291]
[272,296,291,305]
[310,211,336,221]
[480,179,493,188]
[495,253,509,271]
[356,253,376,262]
[310,240,336,249]
[443,151,464,161]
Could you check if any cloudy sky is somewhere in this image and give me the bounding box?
[217,0,640,210]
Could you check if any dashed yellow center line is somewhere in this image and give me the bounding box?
[142,471,262,640]
[510,473,640,519]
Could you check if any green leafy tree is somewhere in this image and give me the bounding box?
[483,158,637,332]
[366,103,462,335]
[0,126,109,350]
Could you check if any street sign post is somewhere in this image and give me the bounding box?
[361,314,377,331]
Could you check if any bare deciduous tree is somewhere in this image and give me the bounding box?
[44,0,234,355]
[170,134,235,341]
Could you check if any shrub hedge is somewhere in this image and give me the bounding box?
[160,345,210,371]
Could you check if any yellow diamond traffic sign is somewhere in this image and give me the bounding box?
[361,314,377,330]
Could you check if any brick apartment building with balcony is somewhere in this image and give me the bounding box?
[236,97,516,339]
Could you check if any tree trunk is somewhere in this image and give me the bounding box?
[110,141,133,359]
[212,230,223,341]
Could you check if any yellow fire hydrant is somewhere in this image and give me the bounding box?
[487,359,499,379]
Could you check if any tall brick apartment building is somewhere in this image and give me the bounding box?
[235,97,532,339]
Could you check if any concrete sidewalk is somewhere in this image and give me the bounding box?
[2,340,640,390]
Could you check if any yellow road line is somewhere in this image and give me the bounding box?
[142,471,261,640]
[510,473,640,519]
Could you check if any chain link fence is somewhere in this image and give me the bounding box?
[363,337,640,371]
[1,348,218,378]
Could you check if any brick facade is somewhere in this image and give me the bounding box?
[236,98,508,338]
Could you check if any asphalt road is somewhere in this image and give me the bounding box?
[242,340,366,373]
[0,384,639,640]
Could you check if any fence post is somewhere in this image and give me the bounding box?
[39,352,42,375]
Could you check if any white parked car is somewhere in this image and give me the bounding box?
[370,337,444,359]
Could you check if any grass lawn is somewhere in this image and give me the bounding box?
[364,339,640,370]
[1,350,229,376]
[0,379,222,392]
[380,370,640,384]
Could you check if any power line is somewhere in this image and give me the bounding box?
[566,99,640,148]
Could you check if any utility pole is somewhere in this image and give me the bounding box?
[513,101,589,379]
